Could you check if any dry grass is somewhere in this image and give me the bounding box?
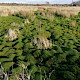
[33,36,52,49]
[5,28,19,41]
[0,5,80,17]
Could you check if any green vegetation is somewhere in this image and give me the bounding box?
[0,11,80,80]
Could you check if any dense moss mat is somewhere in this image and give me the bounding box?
[0,12,80,80]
